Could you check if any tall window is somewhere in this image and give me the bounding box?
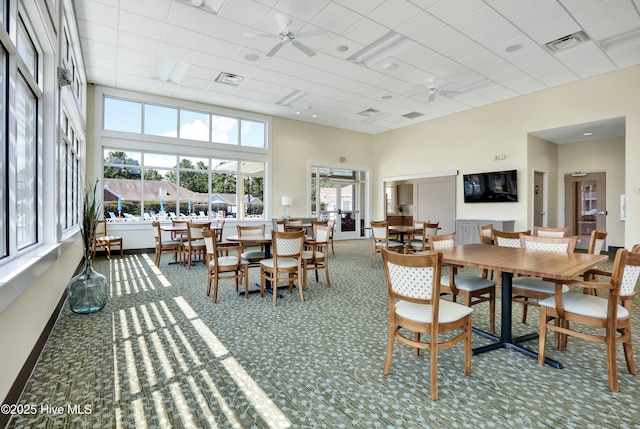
[100,91,270,221]
[0,48,6,257]
[103,150,265,221]
[15,17,40,250]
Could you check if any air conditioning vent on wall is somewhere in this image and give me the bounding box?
[544,31,590,53]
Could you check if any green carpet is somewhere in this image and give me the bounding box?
[8,240,640,428]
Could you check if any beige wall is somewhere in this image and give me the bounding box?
[528,134,560,229]
[271,117,373,219]
[0,240,83,401]
[372,65,640,248]
[557,137,625,247]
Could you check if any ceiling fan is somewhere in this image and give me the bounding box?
[244,14,325,57]
[425,78,460,102]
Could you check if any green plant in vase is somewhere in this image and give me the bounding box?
[67,179,108,314]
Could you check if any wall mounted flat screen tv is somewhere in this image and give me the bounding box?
[463,169,518,203]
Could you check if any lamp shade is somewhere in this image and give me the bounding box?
[281,196,293,206]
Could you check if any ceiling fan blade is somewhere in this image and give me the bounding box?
[243,32,275,39]
[296,29,328,38]
[428,92,435,103]
[275,13,289,34]
[292,40,316,57]
[266,42,285,57]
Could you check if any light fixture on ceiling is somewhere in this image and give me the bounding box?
[347,31,411,67]
[571,172,587,177]
[174,0,224,14]
[150,57,190,84]
[276,89,309,107]
[598,29,640,52]
[584,132,593,136]
[214,72,243,86]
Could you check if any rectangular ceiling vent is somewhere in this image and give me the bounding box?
[214,72,243,86]
[402,111,424,119]
[544,31,590,52]
[358,108,381,117]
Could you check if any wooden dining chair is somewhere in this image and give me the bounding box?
[428,232,497,332]
[203,229,249,303]
[381,247,472,400]
[407,221,439,253]
[478,224,494,245]
[260,229,305,306]
[151,221,181,266]
[92,220,123,260]
[183,222,208,269]
[370,220,404,267]
[538,245,640,392]
[302,224,331,291]
[583,229,609,295]
[236,224,267,266]
[327,218,336,256]
[512,234,578,323]
[533,226,570,237]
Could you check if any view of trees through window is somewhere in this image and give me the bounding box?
[103,150,264,221]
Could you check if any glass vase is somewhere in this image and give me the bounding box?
[67,259,108,314]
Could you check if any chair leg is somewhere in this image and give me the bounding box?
[430,337,438,400]
[213,276,220,303]
[325,264,331,288]
[206,274,212,296]
[464,317,472,377]
[243,268,249,299]
[623,332,637,374]
[606,328,619,392]
[538,308,548,365]
[521,299,529,323]
[489,290,496,333]
[383,326,395,375]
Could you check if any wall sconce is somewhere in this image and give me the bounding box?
[281,196,293,218]
[57,66,71,87]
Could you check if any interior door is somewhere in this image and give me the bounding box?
[564,172,607,249]
[319,180,360,240]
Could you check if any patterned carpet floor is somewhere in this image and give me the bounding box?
[8,239,640,428]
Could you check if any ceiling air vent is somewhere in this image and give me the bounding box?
[402,111,424,119]
[214,72,244,86]
[358,108,381,117]
[544,31,590,53]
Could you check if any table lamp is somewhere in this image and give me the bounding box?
[281,196,292,218]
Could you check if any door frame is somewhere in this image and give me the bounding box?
[564,171,607,249]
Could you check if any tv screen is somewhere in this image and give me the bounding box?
[463,169,518,203]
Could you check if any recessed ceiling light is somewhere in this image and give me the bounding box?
[381,95,392,100]
[584,132,593,136]
[312,114,317,118]
[295,111,300,115]
[245,54,259,62]
[382,62,398,71]
[336,45,349,52]
[505,44,523,53]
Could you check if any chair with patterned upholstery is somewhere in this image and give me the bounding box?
[203,229,249,302]
[370,220,404,267]
[512,234,578,323]
[236,224,267,267]
[302,224,331,291]
[533,226,570,238]
[182,222,208,269]
[93,220,123,260]
[407,221,439,253]
[583,229,609,295]
[381,247,472,400]
[538,245,640,392]
[428,232,497,332]
[260,229,306,306]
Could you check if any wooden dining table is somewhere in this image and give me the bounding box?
[388,225,421,244]
[437,243,608,368]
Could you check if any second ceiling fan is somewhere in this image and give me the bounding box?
[245,14,325,57]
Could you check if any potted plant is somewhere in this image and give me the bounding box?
[67,179,108,314]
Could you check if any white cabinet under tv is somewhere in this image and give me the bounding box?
[456,219,515,245]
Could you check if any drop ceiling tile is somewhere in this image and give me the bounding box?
[367,0,423,28]
[118,48,155,68]
[558,0,606,13]
[274,0,332,21]
[605,42,640,67]
[427,0,486,22]
[81,38,118,59]
[341,17,388,46]
[311,3,361,34]
[524,16,583,45]
[334,0,386,15]
[116,73,149,89]
[167,2,217,31]
[554,41,617,78]
[218,0,271,28]
[319,35,364,59]
[117,61,149,77]
[406,0,441,12]
[573,0,637,28]
[420,26,468,52]
[83,54,117,71]
[199,36,241,58]
[76,1,119,26]
[77,19,118,45]
[119,10,165,40]
[162,24,207,50]
[156,42,199,63]
[440,38,486,63]
[452,6,508,37]
[396,12,447,40]
[207,17,255,45]
[121,0,171,22]
[473,21,524,49]
[582,12,640,41]
[489,0,552,20]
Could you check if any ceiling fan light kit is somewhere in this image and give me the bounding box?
[245,13,324,58]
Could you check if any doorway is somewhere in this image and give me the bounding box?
[564,172,607,249]
[533,171,545,228]
[310,166,365,240]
